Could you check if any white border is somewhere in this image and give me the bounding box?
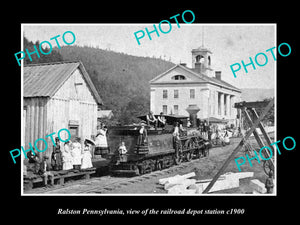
[21,23,277,196]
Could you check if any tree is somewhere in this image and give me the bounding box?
[57,45,174,125]
[23,36,63,65]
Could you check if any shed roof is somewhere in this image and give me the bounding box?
[24,61,103,105]
[97,110,113,118]
[203,117,228,123]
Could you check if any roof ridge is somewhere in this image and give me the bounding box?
[24,60,81,67]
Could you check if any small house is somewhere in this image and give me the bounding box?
[23,61,102,159]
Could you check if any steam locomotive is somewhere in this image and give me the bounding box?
[105,115,211,176]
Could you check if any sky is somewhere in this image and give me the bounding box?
[23,24,276,89]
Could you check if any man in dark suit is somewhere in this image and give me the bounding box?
[265,170,274,193]
[157,112,166,128]
[51,137,63,171]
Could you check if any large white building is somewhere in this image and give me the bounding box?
[149,46,242,125]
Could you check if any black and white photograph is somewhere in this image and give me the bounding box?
[21,24,277,196]
[3,5,299,220]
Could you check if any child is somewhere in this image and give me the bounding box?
[117,142,127,164]
[118,141,127,155]
[81,140,93,169]
[39,156,54,187]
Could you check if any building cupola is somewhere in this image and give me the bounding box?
[191,46,213,77]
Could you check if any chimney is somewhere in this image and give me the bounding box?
[215,71,221,80]
[195,62,201,73]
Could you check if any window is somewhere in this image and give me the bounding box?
[174,90,179,98]
[190,89,195,99]
[174,105,179,115]
[68,125,79,142]
[172,75,186,80]
[163,90,168,99]
[163,105,168,115]
[196,55,204,63]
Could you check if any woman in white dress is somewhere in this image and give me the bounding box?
[71,137,82,170]
[81,140,93,169]
[62,141,73,170]
[94,123,108,155]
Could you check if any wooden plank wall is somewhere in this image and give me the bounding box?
[46,98,97,144]
[23,67,99,160]
[23,97,48,158]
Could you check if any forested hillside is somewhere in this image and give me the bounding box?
[241,88,274,102]
[59,46,174,125]
[23,37,175,125]
[23,37,63,64]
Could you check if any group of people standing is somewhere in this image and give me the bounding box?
[27,137,94,186]
[196,119,210,139]
[50,137,93,171]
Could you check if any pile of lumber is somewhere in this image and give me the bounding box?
[249,179,267,194]
[158,172,254,194]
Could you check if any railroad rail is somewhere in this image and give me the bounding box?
[25,157,204,194]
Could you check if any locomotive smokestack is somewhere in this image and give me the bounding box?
[186,105,200,128]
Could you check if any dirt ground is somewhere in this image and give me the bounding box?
[105,136,272,194]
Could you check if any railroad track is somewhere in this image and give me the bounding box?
[28,137,258,194]
[30,157,203,194]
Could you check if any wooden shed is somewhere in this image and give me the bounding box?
[23,61,102,159]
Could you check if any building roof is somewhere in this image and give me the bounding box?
[189,67,241,92]
[150,64,241,93]
[202,117,228,124]
[192,46,213,54]
[23,61,103,105]
[97,110,113,118]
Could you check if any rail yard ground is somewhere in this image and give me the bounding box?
[25,134,274,195]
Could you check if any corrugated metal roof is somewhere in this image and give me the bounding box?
[23,61,103,105]
[24,62,79,97]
